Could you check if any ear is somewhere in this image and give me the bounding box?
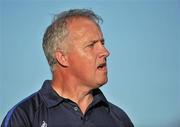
[55,50,69,67]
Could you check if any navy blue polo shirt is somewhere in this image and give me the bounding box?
[2,80,134,127]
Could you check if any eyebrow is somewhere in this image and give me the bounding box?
[88,38,105,44]
[83,38,105,49]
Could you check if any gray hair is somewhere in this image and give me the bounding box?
[42,9,103,72]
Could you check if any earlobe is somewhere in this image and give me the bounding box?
[55,50,69,67]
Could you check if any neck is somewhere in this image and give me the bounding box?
[51,68,93,114]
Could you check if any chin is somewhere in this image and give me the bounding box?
[97,78,108,87]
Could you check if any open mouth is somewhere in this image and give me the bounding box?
[97,63,107,71]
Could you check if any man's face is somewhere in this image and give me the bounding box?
[66,18,110,89]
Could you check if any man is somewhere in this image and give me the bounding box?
[2,9,134,127]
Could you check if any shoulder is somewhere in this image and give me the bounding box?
[1,91,44,127]
[109,102,134,127]
[109,102,127,117]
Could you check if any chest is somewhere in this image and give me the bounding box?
[33,105,125,127]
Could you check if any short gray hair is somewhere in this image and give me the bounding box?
[42,9,103,72]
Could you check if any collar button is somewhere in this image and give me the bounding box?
[74,106,78,111]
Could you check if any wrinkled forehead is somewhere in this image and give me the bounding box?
[67,17,101,31]
[62,17,103,50]
[67,17,102,38]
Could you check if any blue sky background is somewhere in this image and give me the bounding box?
[0,0,180,126]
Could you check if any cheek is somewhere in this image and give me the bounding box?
[77,50,95,66]
[77,57,96,77]
[69,49,97,73]
[79,57,95,72]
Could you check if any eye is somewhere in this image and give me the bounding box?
[101,39,105,45]
[101,42,105,46]
[88,42,95,47]
[87,40,97,48]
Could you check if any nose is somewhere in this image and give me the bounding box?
[99,44,110,58]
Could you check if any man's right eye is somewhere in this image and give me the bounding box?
[88,43,95,47]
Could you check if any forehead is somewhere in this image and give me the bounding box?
[66,17,103,43]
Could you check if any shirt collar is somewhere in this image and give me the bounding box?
[39,80,64,108]
[39,80,109,109]
[90,88,110,111]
